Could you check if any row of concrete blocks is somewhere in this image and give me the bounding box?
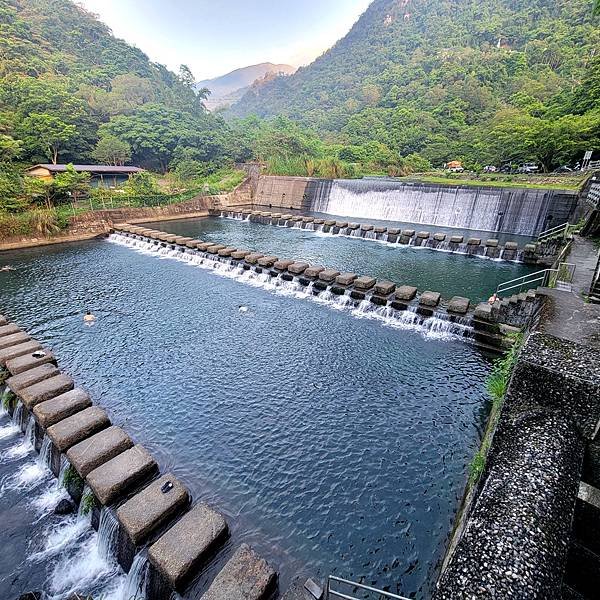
[114,224,475,318]
[225,210,538,259]
[0,315,311,600]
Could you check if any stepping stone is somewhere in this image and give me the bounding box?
[196,243,214,251]
[375,280,396,296]
[467,238,481,246]
[450,236,464,244]
[347,223,360,230]
[117,474,189,546]
[374,227,387,234]
[0,324,21,337]
[0,314,7,326]
[433,233,446,242]
[353,276,376,291]
[274,259,294,270]
[387,228,400,235]
[334,222,348,229]
[33,389,92,429]
[47,406,110,452]
[244,253,265,265]
[324,220,336,227]
[5,364,59,393]
[419,291,442,307]
[6,349,55,375]
[149,502,229,591]
[360,224,374,231]
[86,445,158,506]
[448,296,470,315]
[217,247,237,257]
[504,241,518,250]
[304,266,325,278]
[185,240,202,249]
[485,239,499,247]
[206,245,226,254]
[395,286,418,301]
[417,231,430,239]
[67,426,134,478]
[19,373,74,410]
[402,229,416,237]
[288,262,309,275]
[0,340,43,366]
[318,269,340,283]
[336,273,357,286]
[231,250,251,260]
[0,332,31,350]
[257,256,278,267]
[201,544,277,600]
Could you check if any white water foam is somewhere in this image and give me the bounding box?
[0,460,49,498]
[110,233,472,342]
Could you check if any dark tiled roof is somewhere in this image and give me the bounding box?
[28,164,143,174]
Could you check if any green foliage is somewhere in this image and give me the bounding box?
[230,0,600,171]
[123,171,159,196]
[486,332,524,406]
[469,450,487,484]
[91,134,132,166]
[1,388,16,410]
[62,464,84,497]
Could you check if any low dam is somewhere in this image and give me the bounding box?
[0,224,497,599]
[255,176,578,237]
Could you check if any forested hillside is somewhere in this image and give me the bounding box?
[0,0,235,170]
[230,0,600,170]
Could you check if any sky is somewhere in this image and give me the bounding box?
[77,0,372,81]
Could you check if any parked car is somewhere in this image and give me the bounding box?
[483,165,497,173]
[446,160,464,173]
[553,165,573,173]
[516,163,540,174]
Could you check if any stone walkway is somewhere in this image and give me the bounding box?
[539,236,600,349]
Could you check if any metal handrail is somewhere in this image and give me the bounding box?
[327,576,411,600]
[537,222,570,243]
[496,262,576,296]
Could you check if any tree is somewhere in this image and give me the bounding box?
[124,171,158,196]
[53,164,91,204]
[19,113,77,164]
[91,134,132,166]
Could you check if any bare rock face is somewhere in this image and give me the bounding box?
[201,544,277,600]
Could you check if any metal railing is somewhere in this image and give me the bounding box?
[496,262,576,296]
[327,576,411,600]
[537,222,573,243]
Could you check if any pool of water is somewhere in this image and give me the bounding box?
[144,216,537,303]
[0,239,492,599]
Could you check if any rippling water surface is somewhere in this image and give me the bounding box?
[147,216,536,302]
[0,239,492,598]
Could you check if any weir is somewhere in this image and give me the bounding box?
[219,210,553,264]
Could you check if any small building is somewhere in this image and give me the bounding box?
[25,164,143,188]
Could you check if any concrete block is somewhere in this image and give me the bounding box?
[19,373,74,410]
[206,244,226,254]
[447,296,470,315]
[0,332,31,350]
[231,250,251,260]
[374,227,387,234]
[524,243,537,253]
[282,578,324,600]
[347,223,359,230]
[335,273,357,286]
[6,349,55,375]
[485,239,499,247]
[402,229,415,237]
[387,228,400,235]
[201,544,277,600]
[318,269,340,283]
[417,231,430,239]
[395,286,418,301]
[5,364,59,393]
[196,243,214,252]
[117,474,189,547]
[217,247,237,257]
[149,503,229,591]
[450,236,464,244]
[67,426,134,478]
[433,233,446,242]
[274,259,294,270]
[33,389,92,429]
[467,238,481,246]
[0,314,7,326]
[324,220,336,227]
[419,291,441,307]
[313,219,324,225]
[0,340,43,366]
[474,302,497,322]
[353,276,376,291]
[0,324,21,337]
[86,445,158,505]
[288,262,309,275]
[185,240,202,249]
[504,241,519,250]
[47,406,110,452]
[301,216,314,223]
[335,221,348,229]
[245,253,265,265]
[360,224,374,231]
[304,266,325,278]
[375,280,395,296]
[257,256,278,268]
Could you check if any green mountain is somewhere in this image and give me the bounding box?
[0,0,233,170]
[229,0,600,169]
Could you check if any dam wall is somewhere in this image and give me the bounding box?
[253,176,578,237]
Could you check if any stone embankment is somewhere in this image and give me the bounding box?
[113,224,538,352]
[219,209,555,265]
[0,314,321,600]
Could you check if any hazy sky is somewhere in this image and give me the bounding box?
[77,0,372,81]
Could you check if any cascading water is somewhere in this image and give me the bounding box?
[110,233,473,342]
[121,551,149,600]
[97,507,120,560]
[38,435,53,470]
[310,178,573,236]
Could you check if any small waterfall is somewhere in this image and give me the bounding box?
[121,551,150,600]
[38,435,53,470]
[98,507,120,560]
[110,233,474,342]
[24,414,36,447]
[11,399,23,427]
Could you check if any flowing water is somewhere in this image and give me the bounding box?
[0,236,493,599]
[147,216,537,302]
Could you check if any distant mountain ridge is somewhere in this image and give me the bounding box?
[196,63,296,110]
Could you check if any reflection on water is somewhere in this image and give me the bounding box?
[0,239,492,598]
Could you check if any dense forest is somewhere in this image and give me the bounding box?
[230,0,600,171]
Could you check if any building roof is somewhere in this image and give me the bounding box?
[27,164,143,174]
